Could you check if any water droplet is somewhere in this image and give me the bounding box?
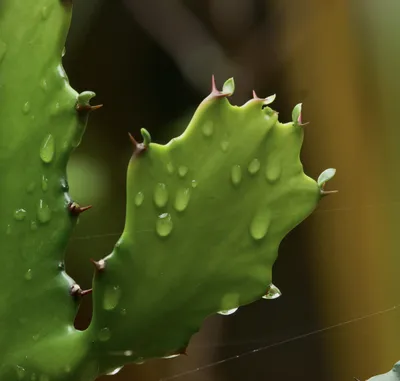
[166,162,174,174]
[265,164,281,183]
[16,365,25,380]
[106,367,123,376]
[27,182,36,193]
[22,102,31,115]
[163,354,180,359]
[134,357,145,365]
[191,180,198,188]
[153,183,168,208]
[0,40,6,63]
[248,158,261,175]
[218,308,238,316]
[14,209,27,221]
[6,224,11,235]
[135,192,144,207]
[98,327,111,342]
[37,200,51,224]
[40,134,55,164]
[41,175,48,192]
[32,333,40,341]
[61,178,69,192]
[156,213,173,237]
[178,165,188,178]
[41,5,53,20]
[25,269,33,280]
[40,79,48,92]
[262,284,282,300]
[249,212,271,240]
[174,188,190,212]
[120,308,127,316]
[57,64,68,81]
[124,350,133,356]
[103,285,121,311]
[31,221,38,231]
[231,165,242,186]
[202,121,214,137]
[220,141,229,152]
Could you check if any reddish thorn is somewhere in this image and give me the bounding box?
[76,104,103,112]
[80,288,93,296]
[79,205,93,213]
[68,202,92,216]
[298,112,302,125]
[128,132,147,156]
[252,90,261,100]
[89,104,103,111]
[128,132,138,148]
[211,74,217,93]
[90,258,106,272]
[321,190,338,196]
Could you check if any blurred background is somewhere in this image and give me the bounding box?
[64,0,400,380]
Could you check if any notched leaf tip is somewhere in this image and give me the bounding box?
[209,75,235,99]
[251,91,276,108]
[222,77,235,96]
[140,128,152,147]
[76,91,103,112]
[318,168,336,188]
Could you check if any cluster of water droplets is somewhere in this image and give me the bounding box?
[133,155,200,238]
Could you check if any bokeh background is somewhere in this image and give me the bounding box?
[64,0,400,380]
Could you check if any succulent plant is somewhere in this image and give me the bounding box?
[0,1,335,380]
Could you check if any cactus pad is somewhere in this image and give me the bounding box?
[88,79,323,374]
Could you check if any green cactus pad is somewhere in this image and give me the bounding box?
[0,1,94,380]
[87,78,322,374]
[0,1,329,380]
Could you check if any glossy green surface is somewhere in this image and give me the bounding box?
[89,83,322,374]
[0,1,92,380]
[0,1,329,380]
